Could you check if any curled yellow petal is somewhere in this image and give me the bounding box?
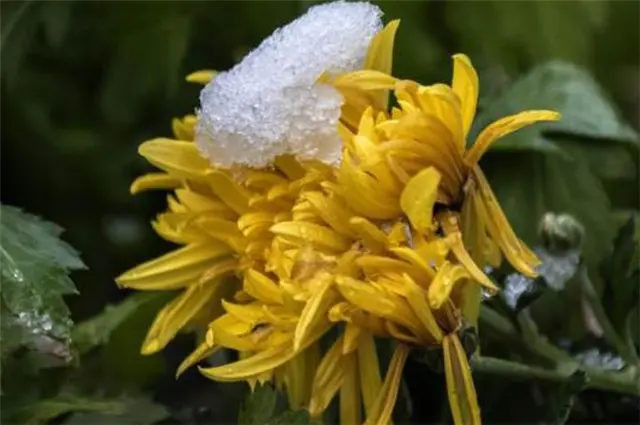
[176,340,220,378]
[451,54,479,141]
[401,167,441,234]
[465,110,561,166]
[130,173,181,195]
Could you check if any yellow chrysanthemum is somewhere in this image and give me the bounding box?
[117,8,561,425]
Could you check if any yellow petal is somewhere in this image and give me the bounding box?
[244,170,288,190]
[349,217,388,253]
[443,334,481,425]
[205,169,251,215]
[141,282,220,354]
[465,110,562,166]
[336,276,421,336]
[175,189,235,217]
[451,54,479,141]
[417,84,464,153]
[176,340,220,377]
[302,191,356,237]
[200,343,291,382]
[401,274,444,341]
[364,344,410,425]
[200,320,331,382]
[270,222,350,252]
[196,216,247,253]
[294,274,338,351]
[388,247,436,280]
[116,243,232,290]
[244,268,283,305]
[139,138,210,178]
[400,167,441,234]
[342,323,362,355]
[428,262,470,310]
[333,70,397,92]
[172,115,196,141]
[222,300,266,327]
[338,152,402,219]
[472,167,540,276]
[130,173,181,194]
[185,70,217,85]
[358,331,383,417]
[309,335,346,416]
[340,352,361,425]
[365,20,400,75]
[274,154,306,180]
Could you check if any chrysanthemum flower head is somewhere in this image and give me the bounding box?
[117,2,561,425]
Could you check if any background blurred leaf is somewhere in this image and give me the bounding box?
[99,4,191,127]
[472,61,638,153]
[62,395,169,425]
[600,217,640,354]
[446,1,608,75]
[0,205,85,359]
[238,383,278,425]
[4,395,123,425]
[72,292,170,356]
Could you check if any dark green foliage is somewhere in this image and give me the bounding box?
[0,205,84,364]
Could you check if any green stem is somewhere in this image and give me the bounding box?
[472,356,639,396]
[479,305,640,396]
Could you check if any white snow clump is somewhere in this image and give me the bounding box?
[195,1,383,168]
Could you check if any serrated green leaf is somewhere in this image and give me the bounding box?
[0,205,85,358]
[472,61,638,153]
[238,383,278,425]
[62,395,169,425]
[71,292,169,355]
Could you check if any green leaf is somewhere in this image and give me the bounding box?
[544,370,587,425]
[482,149,614,270]
[238,383,278,425]
[62,395,170,425]
[266,409,313,425]
[5,395,123,425]
[472,61,638,152]
[600,216,640,352]
[71,292,169,355]
[0,205,85,358]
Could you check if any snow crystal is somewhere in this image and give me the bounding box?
[195,1,383,168]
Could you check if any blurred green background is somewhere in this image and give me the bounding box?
[1,1,638,423]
